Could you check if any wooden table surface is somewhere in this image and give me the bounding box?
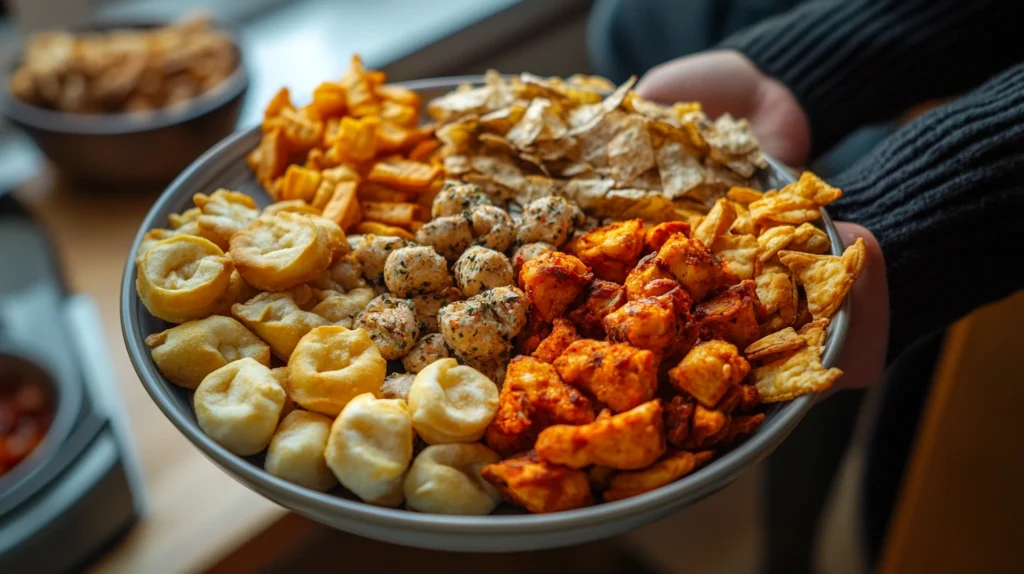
[15,172,290,574]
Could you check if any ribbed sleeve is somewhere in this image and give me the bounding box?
[720,0,1024,157]
[828,64,1024,360]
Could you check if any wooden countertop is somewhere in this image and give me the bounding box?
[15,173,289,574]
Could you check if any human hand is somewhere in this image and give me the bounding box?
[636,50,811,167]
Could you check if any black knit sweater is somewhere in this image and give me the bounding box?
[721,0,1024,359]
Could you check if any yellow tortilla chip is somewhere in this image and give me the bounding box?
[786,171,842,205]
[727,186,764,204]
[753,332,842,402]
[789,222,831,254]
[744,327,806,360]
[712,233,760,280]
[693,198,737,248]
[778,238,866,320]
[757,225,795,262]
[730,202,755,235]
[755,270,797,324]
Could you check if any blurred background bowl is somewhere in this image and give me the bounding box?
[0,19,248,186]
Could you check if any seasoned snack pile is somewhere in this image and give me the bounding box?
[429,72,767,222]
[10,14,237,114]
[246,56,442,240]
[133,60,866,517]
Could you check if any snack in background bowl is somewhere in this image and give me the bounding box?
[0,14,247,184]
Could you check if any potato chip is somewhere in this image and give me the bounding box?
[605,114,656,182]
[744,327,806,361]
[778,238,865,320]
[657,142,704,200]
[712,233,760,280]
[692,198,738,248]
[505,98,551,149]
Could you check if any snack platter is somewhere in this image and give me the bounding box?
[121,63,856,551]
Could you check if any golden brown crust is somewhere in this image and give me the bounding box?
[566,279,626,338]
[553,340,658,414]
[534,400,666,470]
[480,451,593,513]
[565,219,645,283]
[518,251,593,323]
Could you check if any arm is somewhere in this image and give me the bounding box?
[720,0,1024,157]
[828,63,1024,360]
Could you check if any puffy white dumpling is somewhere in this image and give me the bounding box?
[324,393,414,507]
[145,315,270,389]
[452,246,514,297]
[403,443,502,515]
[287,325,387,416]
[407,358,499,444]
[194,357,286,456]
[264,410,337,491]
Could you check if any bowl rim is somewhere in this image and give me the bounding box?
[0,17,249,135]
[120,75,849,535]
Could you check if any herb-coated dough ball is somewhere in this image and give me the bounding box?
[407,358,499,444]
[516,196,585,247]
[410,287,462,333]
[453,246,514,297]
[384,245,453,297]
[137,235,234,323]
[401,333,451,374]
[264,410,337,491]
[348,234,408,285]
[431,181,491,218]
[415,215,473,262]
[194,357,286,456]
[145,315,270,389]
[403,443,502,515]
[357,294,420,360]
[469,205,514,252]
[286,325,387,416]
[325,393,413,507]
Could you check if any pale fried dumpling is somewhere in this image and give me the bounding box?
[404,443,502,515]
[145,315,270,389]
[324,393,413,507]
[194,189,259,250]
[407,358,499,444]
[229,212,334,291]
[194,357,286,456]
[287,325,387,416]
[310,287,376,328]
[402,333,452,374]
[384,245,453,297]
[135,225,201,266]
[348,234,408,285]
[232,286,328,361]
[453,246,514,297]
[137,235,234,323]
[264,410,337,492]
[357,294,420,360]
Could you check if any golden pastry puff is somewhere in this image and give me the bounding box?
[229,212,334,291]
[264,410,338,492]
[232,286,328,361]
[145,315,270,389]
[407,358,499,444]
[286,325,387,416]
[403,443,502,515]
[194,357,287,456]
[324,393,413,507]
[136,235,234,323]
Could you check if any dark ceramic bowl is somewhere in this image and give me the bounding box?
[121,77,851,552]
[0,19,248,185]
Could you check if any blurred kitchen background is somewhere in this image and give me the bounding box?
[0,1,1020,573]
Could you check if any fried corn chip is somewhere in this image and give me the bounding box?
[693,198,738,248]
[367,158,441,191]
[753,321,841,402]
[744,327,806,361]
[749,172,842,227]
[360,201,421,227]
[712,233,760,280]
[341,55,379,117]
[310,81,347,118]
[727,186,763,204]
[778,238,865,320]
[264,87,293,119]
[755,270,798,326]
[790,222,831,254]
[757,225,796,262]
[278,165,323,203]
[603,450,713,502]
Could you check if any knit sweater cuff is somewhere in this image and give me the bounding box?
[720,0,1024,158]
[827,64,1024,360]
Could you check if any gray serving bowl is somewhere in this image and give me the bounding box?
[0,19,248,185]
[120,77,850,552]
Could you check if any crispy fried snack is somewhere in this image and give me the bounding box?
[693,199,737,248]
[532,318,581,364]
[712,233,760,281]
[535,400,666,470]
[136,235,234,323]
[778,238,866,320]
[565,219,645,283]
[644,221,690,254]
[680,404,730,449]
[603,450,713,502]
[567,279,627,338]
[408,358,500,444]
[668,340,750,408]
[481,451,593,513]
[309,286,375,328]
[694,280,766,349]
[287,325,387,416]
[717,414,765,447]
[265,410,337,492]
[518,251,593,323]
[753,320,842,402]
[404,443,502,515]
[194,358,286,456]
[663,395,696,448]
[485,356,594,456]
[146,315,270,389]
[194,189,259,250]
[744,327,806,361]
[232,286,328,361]
[229,213,334,291]
[553,340,658,413]
[655,234,733,301]
[604,286,694,358]
[748,172,842,228]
